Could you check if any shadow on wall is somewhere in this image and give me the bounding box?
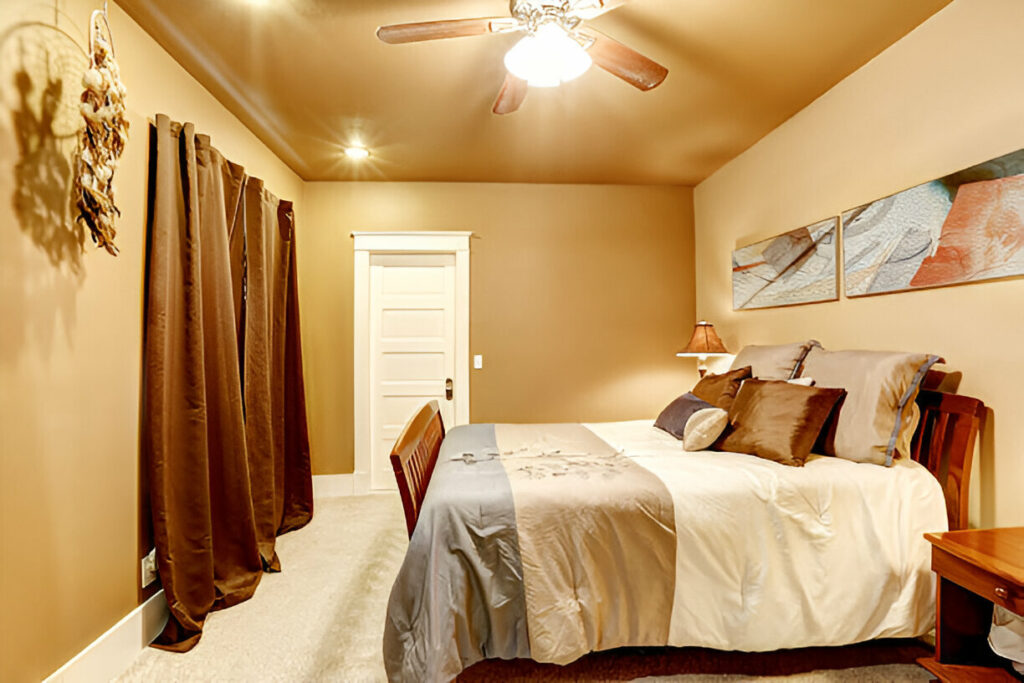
[12,65,82,266]
[979,407,996,528]
[0,20,88,364]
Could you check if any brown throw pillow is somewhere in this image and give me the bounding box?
[714,379,846,467]
[691,366,752,410]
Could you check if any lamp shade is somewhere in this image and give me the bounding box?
[676,321,729,356]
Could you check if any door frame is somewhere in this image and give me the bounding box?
[352,231,471,495]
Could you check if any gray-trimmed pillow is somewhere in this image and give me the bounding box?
[655,392,715,440]
[730,340,820,380]
[798,347,943,465]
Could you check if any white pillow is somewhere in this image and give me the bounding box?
[683,408,729,451]
[787,377,816,386]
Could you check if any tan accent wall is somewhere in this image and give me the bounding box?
[299,182,696,475]
[694,0,1024,528]
[0,1,303,680]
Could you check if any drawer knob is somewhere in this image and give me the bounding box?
[995,586,1009,600]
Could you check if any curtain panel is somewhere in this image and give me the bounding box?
[142,114,313,651]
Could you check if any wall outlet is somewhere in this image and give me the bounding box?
[141,548,158,588]
[473,354,483,369]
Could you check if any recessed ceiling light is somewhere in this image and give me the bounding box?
[344,146,370,160]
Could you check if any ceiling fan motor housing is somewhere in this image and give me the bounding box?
[511,0,587,34]
[510,0,604,10]
[510,0,571,12]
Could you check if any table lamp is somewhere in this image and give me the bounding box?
[676,321,730,377]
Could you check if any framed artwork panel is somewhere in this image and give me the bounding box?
[844,148,1024,296]
[732,216,839,310]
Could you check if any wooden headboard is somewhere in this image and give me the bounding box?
[910,389,986,531]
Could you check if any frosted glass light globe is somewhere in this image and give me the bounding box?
[504,23,592,88]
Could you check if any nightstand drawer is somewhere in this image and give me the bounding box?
[933,547,1024,616]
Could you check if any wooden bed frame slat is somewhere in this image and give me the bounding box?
[390,400,445,538]
[909,389,985,531]
[391,389,986,537]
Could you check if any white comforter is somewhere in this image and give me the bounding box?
[585,420,947,650]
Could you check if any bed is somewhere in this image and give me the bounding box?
[382,387,984,683]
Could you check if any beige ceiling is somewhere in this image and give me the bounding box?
[116,0,951,184]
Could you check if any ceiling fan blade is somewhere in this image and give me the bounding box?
[492,73,528,115]
[584,31,667,91]
[573,0,629,20]
[377,17,519,44]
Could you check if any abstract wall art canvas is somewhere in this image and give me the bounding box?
[732,217,838,310]
[843,148,1024,296]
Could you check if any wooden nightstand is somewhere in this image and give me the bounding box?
[918,527,1024,682]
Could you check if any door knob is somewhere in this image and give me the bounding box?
[445,378,453,401]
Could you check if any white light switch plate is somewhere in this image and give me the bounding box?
[473,354,483,369]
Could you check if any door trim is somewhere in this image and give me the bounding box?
[352,231,471,495]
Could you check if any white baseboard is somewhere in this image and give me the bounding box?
[312,473,355,498]
[312,472,395,498]
[45,589,168,683]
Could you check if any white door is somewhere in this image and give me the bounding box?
[368,253,457,490]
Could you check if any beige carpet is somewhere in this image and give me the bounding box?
[118,494,409,682]
[117,494,929,682]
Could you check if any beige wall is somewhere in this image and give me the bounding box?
[694,0,1024,528]
[0,1,303,680]
[300,182,696,475]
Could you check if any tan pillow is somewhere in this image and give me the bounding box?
[714,380,846,467]
[730,341,820,380]
[798,347,942,465]
[683,408,728,451]
[691,366,752,411]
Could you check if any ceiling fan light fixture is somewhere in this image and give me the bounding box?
[503,22,592,88]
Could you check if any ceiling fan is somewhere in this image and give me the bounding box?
[377,0,668,115]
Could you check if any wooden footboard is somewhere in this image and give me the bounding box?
[910,389,985,531]
[390,400,445,537]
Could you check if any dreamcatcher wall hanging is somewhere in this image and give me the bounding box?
[74,0,128,256]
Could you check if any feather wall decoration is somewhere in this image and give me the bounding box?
[74,4,128,256]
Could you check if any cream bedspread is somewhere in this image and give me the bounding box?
[586,420,948,650]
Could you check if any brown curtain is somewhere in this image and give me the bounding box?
[142,114,312,651]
